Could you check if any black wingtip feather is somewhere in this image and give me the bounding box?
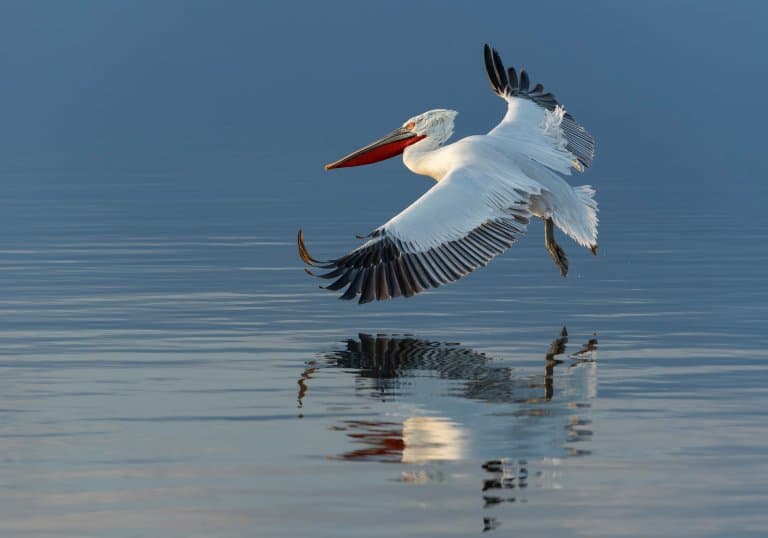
[519,70,530,92]
[325,269,353,291]
[359,268,376,304]
[483,45,596,170]
[491,49,508,94]
[340,270,363,301]
[507,67,518,93]
[483,44,502,96]
[303,213,529,304]
[297,229,333,268]
[375,264,390,301]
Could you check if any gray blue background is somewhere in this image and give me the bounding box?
[1,2,766,537]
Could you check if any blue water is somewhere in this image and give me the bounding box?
[2,173,766,537]
[2,2,767,537]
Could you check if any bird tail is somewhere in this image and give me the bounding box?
[554,185,599,253]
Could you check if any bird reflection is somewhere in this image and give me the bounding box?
[299,327,596,411]
[297,327,597,533]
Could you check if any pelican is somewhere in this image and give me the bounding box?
[298,44,598,304]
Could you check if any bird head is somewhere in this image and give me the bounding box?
[325,109,458,170]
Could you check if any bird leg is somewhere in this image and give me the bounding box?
[544,218,568,277]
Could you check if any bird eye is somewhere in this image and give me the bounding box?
[405,121,416,130]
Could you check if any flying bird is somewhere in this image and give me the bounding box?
[298,44,598,304]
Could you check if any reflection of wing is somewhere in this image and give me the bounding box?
[319,330,600,404]
[299,165,537,303]
[329,333,491,379]
[484,44,595,172]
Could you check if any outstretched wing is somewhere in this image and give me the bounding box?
[298,166,540,304]
[483,44,595,171]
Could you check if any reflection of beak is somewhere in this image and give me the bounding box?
[325,128,425,170]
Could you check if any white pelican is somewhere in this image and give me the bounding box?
[299,44,598,304]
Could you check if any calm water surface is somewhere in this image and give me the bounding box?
[1,175,766,537]
[2,2,767,536]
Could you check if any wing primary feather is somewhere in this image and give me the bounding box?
[491,49,509,95]
[316,266,347,280]
[478,226,511,249]
[475,227,504,250]
[399,253,427,290]
[434,246,463,277]
[335,250,362,268]
[385,263,402,298]
[442,241,473,270]
[395,257,419,297]
[462,237,492,262]
[408,253,440,288]
[398,264,416,298]
[519,70,530,92]
[452,239,485,267]
[340,270,364,301]
[395,259,416,297]
[297,229,334,268]
[376,264,390,301]
[482,223,515,247]
[420,250,449,284]
[490,220,523,238]
[359,268,376,304]
[429,248,462,280]
[359,245,378,268]
[481,226,515,249]
[483,44,502,95]
[439,244,472,274]
[468,230,499,255]
[400,254,425,293]
[421,250,450,284]
[508,67,518,94]
[384,241,399,262]
[324,269,354,291]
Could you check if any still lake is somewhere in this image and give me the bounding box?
[1,172,766,538]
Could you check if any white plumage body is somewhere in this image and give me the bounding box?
[299,45,599,303]
[399,104,598,251]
